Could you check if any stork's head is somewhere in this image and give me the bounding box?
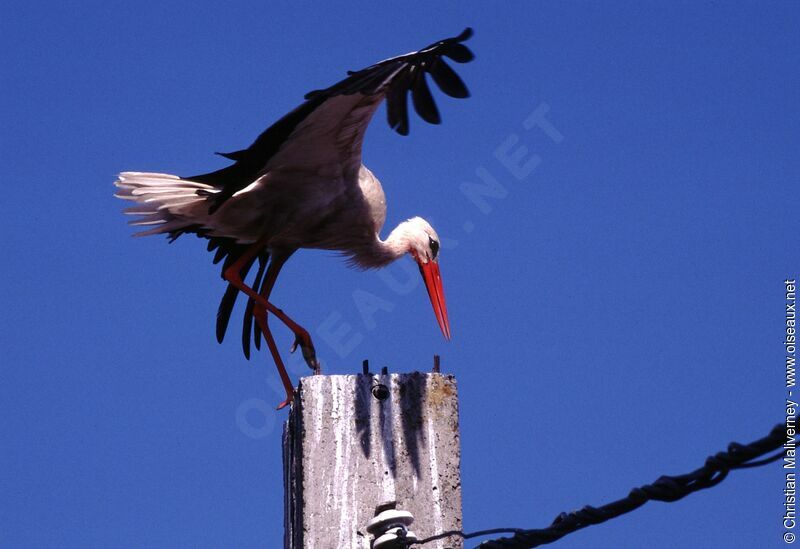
[402,217,451,341]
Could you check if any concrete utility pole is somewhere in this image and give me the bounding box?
[284,367,462,548]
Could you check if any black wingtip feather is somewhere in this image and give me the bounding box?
[411,71,441,125]
[428,58,470,99]
[212,246,228,265]
[386,75,410,135]
[216,283,239,344]
[443,43,474,63]
[456,27,473,41]
[215,150,247,161]
[241,256,268,359]
[242,296,254,360]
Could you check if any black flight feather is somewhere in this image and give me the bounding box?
[241,254,268,360]
[411,70,440,124]
[428,58,470,98]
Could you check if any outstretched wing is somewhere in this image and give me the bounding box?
[202,29,474,357]
[189,28,474,213]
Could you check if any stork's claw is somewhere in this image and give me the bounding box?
[291,332,321,374]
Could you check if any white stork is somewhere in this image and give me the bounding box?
[115,29,474,409]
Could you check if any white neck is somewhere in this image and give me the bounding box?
[351,221,415,269]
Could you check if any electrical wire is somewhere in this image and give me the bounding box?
[410,423,784,549]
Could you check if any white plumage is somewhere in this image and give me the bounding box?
[116,172,217,236]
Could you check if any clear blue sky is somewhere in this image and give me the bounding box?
[2,2,797,548]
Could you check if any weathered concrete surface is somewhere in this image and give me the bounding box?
[284,373,462,549]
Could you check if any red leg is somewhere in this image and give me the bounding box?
[257,251,320,375]
[255,249,296,409]
[224,242,319,368]
[224,244,320,408]
[253,304,295,409]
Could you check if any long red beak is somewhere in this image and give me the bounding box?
[418,259,451,340]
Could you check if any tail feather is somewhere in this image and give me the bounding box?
[114,172,217,238]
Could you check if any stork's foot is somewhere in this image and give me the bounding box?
[276,394,293,410]
[290,331,321,374]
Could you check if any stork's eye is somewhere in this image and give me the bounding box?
[428,236,440,259]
